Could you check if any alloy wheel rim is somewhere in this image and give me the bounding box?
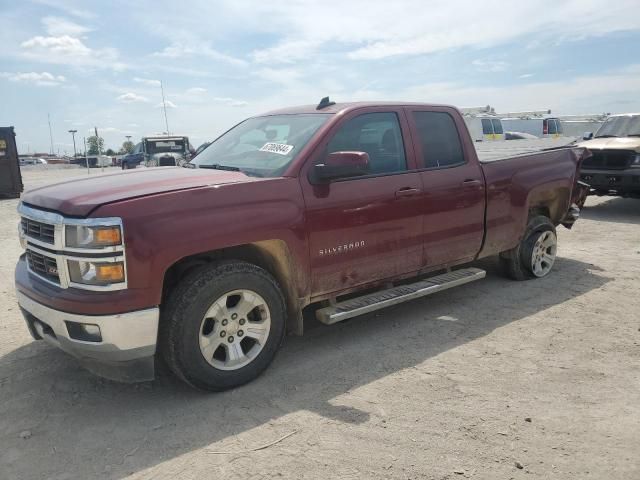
[530,230,557,277]
[198,289,271,371]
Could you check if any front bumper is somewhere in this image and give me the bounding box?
[17,291,159,382]
[580,168,640,195]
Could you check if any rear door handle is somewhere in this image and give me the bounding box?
[462,179,482,186]
[395,187,420,198]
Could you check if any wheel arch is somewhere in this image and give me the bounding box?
[526,185,570,225]
[161,240,304,336]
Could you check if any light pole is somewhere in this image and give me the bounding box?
[68,129,78,160]
[125,135,132,152]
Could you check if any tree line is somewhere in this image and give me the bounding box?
[84,136,134,156]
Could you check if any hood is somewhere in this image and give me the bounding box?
[578,136,640,152]
[22,167,257,217]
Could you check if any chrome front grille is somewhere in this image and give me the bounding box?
[26,249,60,284]
[581,150,634,170]
[21,217,55,244]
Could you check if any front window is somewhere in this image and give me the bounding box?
[595,115,640,138]
[191,114,331,177]
[327,112,407,175]
[481,118,493,135]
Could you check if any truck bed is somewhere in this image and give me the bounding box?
[475,137,577,162]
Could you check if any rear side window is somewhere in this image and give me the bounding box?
[412,111,465,168]
[481,118,493,134]
[327,112,407,174]
[491,119,504,134]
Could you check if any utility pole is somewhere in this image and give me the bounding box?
[83,136,89,174]
[68,129,78,160]
[95,126,104,173]
[160,80,170,136]
[47,113,54,155]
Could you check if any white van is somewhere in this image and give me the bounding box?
[556,115,607,139]
[460,107,505,142]
[501,117,564,138]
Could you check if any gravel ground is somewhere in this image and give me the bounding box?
[0,167,638,480]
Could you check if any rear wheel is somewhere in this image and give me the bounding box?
[501,215,557,280]
[160,261,286,391]
[121,162,128,170]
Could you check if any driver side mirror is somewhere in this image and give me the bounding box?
[583,132,594,140]
[312,151,370,183]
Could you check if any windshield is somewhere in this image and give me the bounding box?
[595,115,640,138]
[191,114,331,177]
[145,138,188,155]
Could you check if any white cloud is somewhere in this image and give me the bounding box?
[42,16,91,36]
[240,0,640,62]
[152,43,246,67]
[134,77,161,87]
[472,59,509,73]
[400,64,640,114]
[251,39,318,64]
[156,100,177,108]
[0,71,66,86]
[212,97,248,107]
[34,0,96,19]
[117,92,149,103]
[22,35,91,56]
[20,34,124,70]
[186,87,207,95]
[519,73,534,79]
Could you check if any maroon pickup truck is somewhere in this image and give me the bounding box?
[15,100,588,390]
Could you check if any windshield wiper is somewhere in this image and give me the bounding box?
[626,134,640,137]
[594,134,618,138]
[198,164,241,171]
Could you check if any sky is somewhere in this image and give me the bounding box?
[1,0,639,154]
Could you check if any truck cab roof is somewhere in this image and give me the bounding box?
[262,101,458,116]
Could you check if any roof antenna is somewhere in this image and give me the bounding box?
[316,96,336,110]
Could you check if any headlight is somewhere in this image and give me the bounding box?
[67,260,125,285]
[65,225,122,248]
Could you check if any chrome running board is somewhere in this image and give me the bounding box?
[316,267,486,325]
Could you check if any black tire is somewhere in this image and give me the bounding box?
[160,261,286,391]
[121,162,128,170]
[500,215,557,281]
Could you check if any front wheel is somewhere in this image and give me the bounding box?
[500,216,557,280]
[160,262,286,391]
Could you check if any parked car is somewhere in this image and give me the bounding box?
[121,136,192,169]
[15,99,588,390]
[577,112,640,199]
[19,157,47,165]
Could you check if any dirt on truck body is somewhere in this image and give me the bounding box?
[15,99,589,391]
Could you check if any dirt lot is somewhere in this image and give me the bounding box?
[1,167,638,480]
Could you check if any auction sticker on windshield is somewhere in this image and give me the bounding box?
[259,143,294,155]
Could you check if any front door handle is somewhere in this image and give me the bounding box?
[395,187,420,198]
[462,179,482,186]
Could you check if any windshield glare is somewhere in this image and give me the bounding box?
[191,114,331,176]
[595,115,640,138]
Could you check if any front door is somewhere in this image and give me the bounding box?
[301,108,423,297]
[405,108,486,267]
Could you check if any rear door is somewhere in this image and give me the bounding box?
[405,108,486,267]
[301,108,423,297]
